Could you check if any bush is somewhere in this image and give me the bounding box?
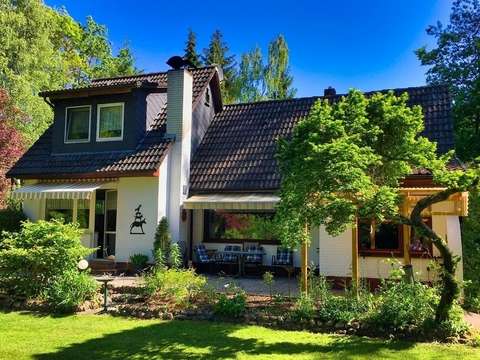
[317,286,373,324]
[368,280,439,333]
[0,220,94,298]
[43,270,98,312]
[153,217,170,265]
[0,203,26,234]
[144,268,206,308]
[129,253,149,272]
[214,283,247,318]
[291,294,315,321]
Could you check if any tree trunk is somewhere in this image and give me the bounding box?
[409,188,460,323]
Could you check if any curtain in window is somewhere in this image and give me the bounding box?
[66,107,90,141]
[99,105,122,138]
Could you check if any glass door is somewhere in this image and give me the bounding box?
[104,190,117,257]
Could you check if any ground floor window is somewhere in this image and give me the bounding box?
[46,199,73,224]
[45,198,90,229]
[358,217,432,257]
[204,210,278,244]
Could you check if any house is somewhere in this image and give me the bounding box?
[7,59,468,285]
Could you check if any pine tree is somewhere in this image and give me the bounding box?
[184,28,201,68]
[202,30,236,103]
[264,35,296,100]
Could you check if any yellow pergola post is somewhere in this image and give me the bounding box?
[351,217,359,291]
[301,239,308,294]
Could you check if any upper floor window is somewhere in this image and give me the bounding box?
[65,106,91,143]
[97,103,124,141]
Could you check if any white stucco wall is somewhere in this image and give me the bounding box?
[115,176,161,262]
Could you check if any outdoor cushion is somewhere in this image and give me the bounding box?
[245,245,264,263]
[273,248,293,266]
[222,245,241,262]
[194,244,212,263]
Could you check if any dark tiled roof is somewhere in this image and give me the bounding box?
[190,85,454,193]
[8,67,219,178]
[7,127,172,177]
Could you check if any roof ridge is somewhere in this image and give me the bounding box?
[91,65,217,83]
[221,84,450,109]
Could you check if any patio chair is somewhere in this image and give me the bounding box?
[272,247,295,279]
[216,245,241,274]
[194,244,214,273]
[244,244,265,276]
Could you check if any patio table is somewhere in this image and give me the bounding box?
[215,250,265,277]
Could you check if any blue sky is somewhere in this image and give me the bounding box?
[45,0,452,97]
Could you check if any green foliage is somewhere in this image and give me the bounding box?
[129,253,149,271]
[264,35,296,100]
[416,0,480,160]
[214,284,247,318]
[369,280,439,332]
[234,35,296,103]
[168,243,182,269]
[462,191,480,311]
[184,28,201,68]
[153,217,170,266]
[0,219,94,298]
[262,271,275,298]
[143,268,206,308]
[0,0,139,145]
[202,30,237,104]
[43,269,98,313]
[276,90,440,246]
[290,294,316,321]
[317,286,374,324]
[0,203,26,233]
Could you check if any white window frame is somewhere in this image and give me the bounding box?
[64,105,91,144]
[96,102,125,142]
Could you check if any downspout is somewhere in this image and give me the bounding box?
[189,209,194,263]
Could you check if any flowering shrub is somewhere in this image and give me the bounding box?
[214,283,247,318]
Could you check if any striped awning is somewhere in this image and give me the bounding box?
[183,194,280,210]
[12,182,106,200]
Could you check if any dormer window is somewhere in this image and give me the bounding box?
[64,105,91,143]
[97,103,124,141]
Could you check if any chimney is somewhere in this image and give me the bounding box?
[324,86,336,97]
[166,67,193,243]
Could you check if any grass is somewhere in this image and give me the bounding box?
[0,311,479,359]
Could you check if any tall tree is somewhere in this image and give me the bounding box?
[0,0,139,145]
[184,28,201,68]
[264,35,296,100]
[202,30,236,103]
[275,89,480,323]
[0,89,26,207]
[416,0,480,160]
[416,0,480,313]
[234,47,265,103]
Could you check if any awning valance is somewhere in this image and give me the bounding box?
[184,194,280,210]
[12,182,107,200]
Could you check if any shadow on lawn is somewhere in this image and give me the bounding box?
[32,320,415,360]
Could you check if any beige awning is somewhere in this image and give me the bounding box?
[184,194,280,210]
[11,182,106,200]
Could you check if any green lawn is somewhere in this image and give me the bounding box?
[0,311,479,360]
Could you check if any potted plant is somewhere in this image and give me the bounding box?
[129,253,149,274]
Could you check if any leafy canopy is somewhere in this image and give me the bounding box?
[416,0,480,160]
[276,90,460,247]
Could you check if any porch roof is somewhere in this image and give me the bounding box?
[11,181,109,200]
[184,193,279,210]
